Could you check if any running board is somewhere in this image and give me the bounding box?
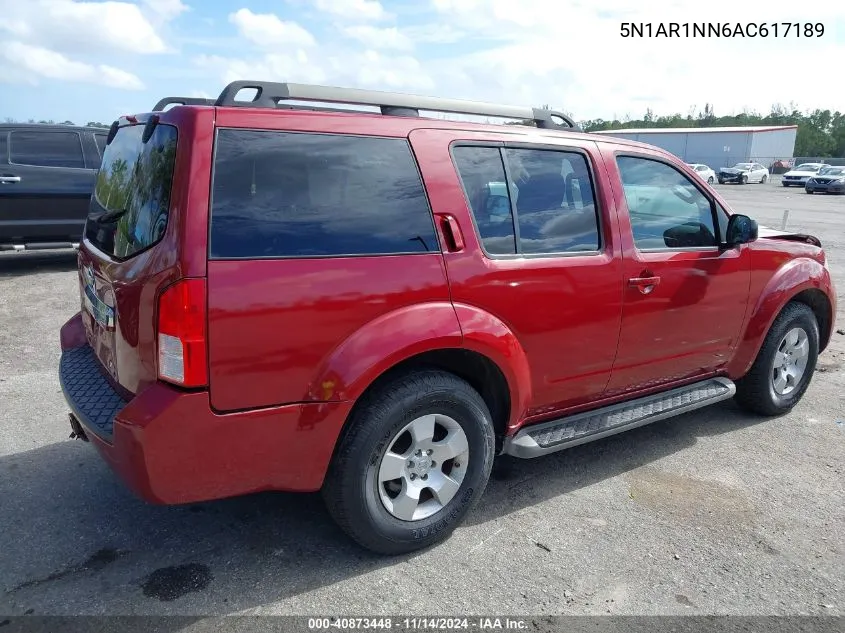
[503,377,736,459]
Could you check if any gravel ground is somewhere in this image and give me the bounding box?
[0,180,843,618]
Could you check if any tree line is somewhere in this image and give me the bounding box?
[579,104,845,158]
[8,103,845,158]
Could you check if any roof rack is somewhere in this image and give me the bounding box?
[213,80,580,130]
[152,96,216,111]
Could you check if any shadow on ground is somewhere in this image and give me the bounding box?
[0,251,78,277]
[0,399,771,616]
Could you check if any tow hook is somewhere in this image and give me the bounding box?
[68,413,89,442]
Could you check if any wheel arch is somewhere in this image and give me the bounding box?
[727,258,835,377]
[310,301,532,461]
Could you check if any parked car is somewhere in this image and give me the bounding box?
[0,123,109,251]
[782,162,828,187]
[718,162,770,184]
[58,81,837,555]
[805,166,845,195]
[686,163,717,184]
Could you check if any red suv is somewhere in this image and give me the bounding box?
[59,81,837,555]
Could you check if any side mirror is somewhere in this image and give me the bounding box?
[725,214,758,247]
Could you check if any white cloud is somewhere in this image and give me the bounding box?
[196,48,434,94]
[427,0,845,119]
[0,41,144,90]
[314,0,388,21]
[229,8,316,48]
[141,0,190,22]
[342,25,414,51]
[0,0,168,55]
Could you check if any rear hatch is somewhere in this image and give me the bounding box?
[77,119,181,396]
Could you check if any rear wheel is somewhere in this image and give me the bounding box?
[707,176,714,184]
[761,174,768,184]
[734,302,819,416]
[322,369,495,555]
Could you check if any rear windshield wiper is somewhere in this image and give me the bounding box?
[94,208,128,224]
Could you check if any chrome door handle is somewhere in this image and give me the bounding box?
[0,176,21,184]
[628,276,661,294]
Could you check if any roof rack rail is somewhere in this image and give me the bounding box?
[214,80,580,130]
[152,96,216,111]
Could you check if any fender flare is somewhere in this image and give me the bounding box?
[305,301,533,431]
[727,257,834,377]
[452,303,533,431]
[305,302,463,402]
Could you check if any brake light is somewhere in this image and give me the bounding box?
[156,278,208,387]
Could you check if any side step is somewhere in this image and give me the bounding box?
[503,377,736,459]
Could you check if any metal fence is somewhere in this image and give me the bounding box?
[792,156,845,167]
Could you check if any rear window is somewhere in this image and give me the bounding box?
[209,130,438,259]
[84,123,178,259]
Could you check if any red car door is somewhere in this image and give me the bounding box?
[600,145,751,395]
[410,129,624,418]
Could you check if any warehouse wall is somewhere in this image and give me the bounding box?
[685,132,752,170]
[598,131,754,169]
[750,129,797,163]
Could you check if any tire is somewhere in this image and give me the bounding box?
[761,174,768,184]
[322,369,495,555]
[806,188,813,194]
[740,175,748,184]
[718,179,724,185]
[782,182,790,187]
[707,176,714,185]
[734,302,819,416]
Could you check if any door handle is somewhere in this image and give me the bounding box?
[0,176,21,184]
[437,214,464,252]
[628,275,661,294]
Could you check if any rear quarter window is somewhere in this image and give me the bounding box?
[209,130,438,259]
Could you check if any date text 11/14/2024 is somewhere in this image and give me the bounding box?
[308,617,529,630]
[620,22,825,37]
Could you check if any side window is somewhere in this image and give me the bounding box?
[451,146,516,255]
[9,131,85,169]
[504,148,600,254]
[209,130,438,258]
[617,156,717,250]
[94,134,108,157]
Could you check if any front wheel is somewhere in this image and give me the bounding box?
[741,175,748,184]
[734,302,819,416]
[322,369,495,554]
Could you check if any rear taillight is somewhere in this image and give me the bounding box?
[156,278,208,388]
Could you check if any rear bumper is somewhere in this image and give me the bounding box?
[59,312,352,504]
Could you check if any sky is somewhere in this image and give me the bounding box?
[0,0,843,126]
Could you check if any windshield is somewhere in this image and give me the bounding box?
[819,167,845,176]
[793,164,822,171]
[733,163,754,169]
[84,123,178,259]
